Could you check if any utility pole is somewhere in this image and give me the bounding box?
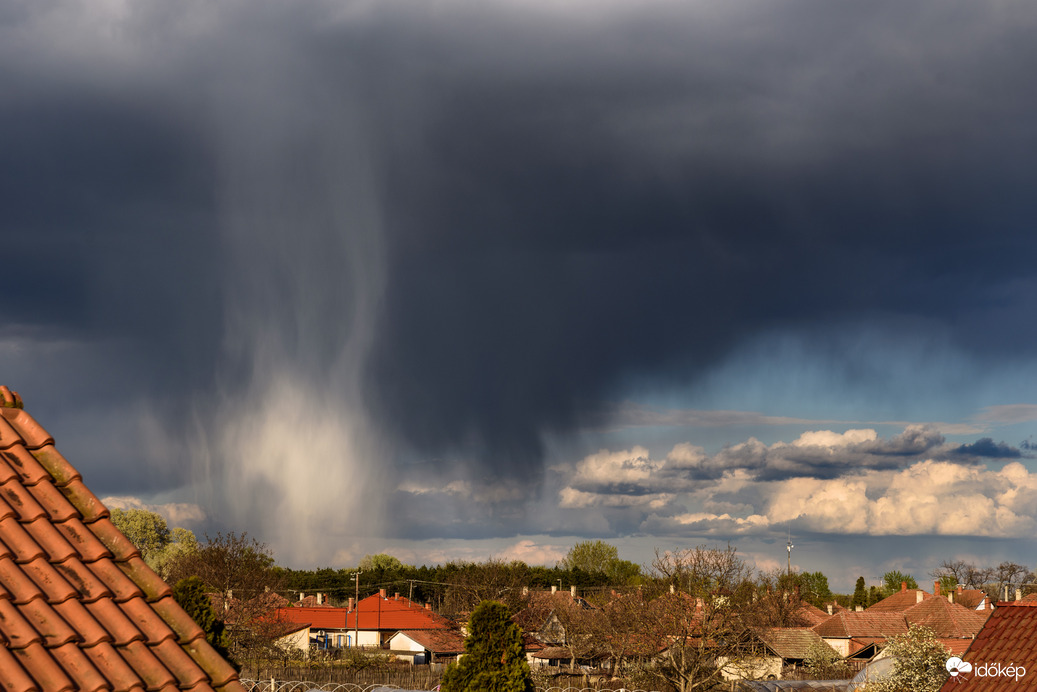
[352,570,362,648]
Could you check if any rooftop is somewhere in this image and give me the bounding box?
[0,386,243,691]
[938,601,1037,692]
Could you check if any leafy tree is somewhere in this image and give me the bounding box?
[441,600,534,692]
[359,553,405,572]
[799,571,833,608]
[868,625,949,692]
[110,508,198,578]
[882,570,918,595]
[804,640,844,679]
[560,540,641,585]
[937,575,957,594]
[110,508,170,559]
[851,576,868,609]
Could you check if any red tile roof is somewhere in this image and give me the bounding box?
[275,592,456,632]
[812,611,911,639]
[757,627,837,660]
[0,387,243,692]
[938,601,1037,692]
[903,594,990,639]
[867,587,933,612]
[391,628,465,655]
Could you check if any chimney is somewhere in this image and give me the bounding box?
[934,581,941,597]
[394,592,400,600]
[300,592,305,601]
[901,581,907,593]
[916,591,924,604]
[348,598,355,611]
[957,584,964,594]
[949,591,954,604]
[826,604,833,615]
[379,588,386,598]
[670,584,675,594]
[1016,588,1023,602]
[570,585,576,598]
[522,586,529,596]
[425,603,431,610]
[318,593,324,606]
[551,585,557,594]
[855,606,863,612]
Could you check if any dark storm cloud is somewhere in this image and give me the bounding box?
[951,438,1024,460]
[4,0,1037,498]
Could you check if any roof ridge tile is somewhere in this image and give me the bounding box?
[30,445,82,487]
[1,407,54,449]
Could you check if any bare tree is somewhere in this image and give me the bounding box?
[441,559,531,619]
[652,544,753,596]
[930,559,992,589]
[988,562,1030,601]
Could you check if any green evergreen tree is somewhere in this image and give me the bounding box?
[441,600,534,692]
[851,576,867,609]
[172,576,236,667]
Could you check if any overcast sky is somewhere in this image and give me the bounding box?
[4,0,1037,591]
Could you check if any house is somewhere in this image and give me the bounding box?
[0,386,243,690]
[867,581,934,612]
[952,584,994,611]
[274,589,458,651]
[811,611,910,657]
[757,627,840,671]
[937,601,1037,692]
[387,628,465,664]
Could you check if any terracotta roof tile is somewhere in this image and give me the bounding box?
[22,557,79,604]
[119,639,180,690]
[11,641,75,691]
[0,391,243,691]
[867,587,933,612]
[0,515,48,562]
[0,477,48,521]
[53,518,113,563]
[56,478,109,523]
[52,558,114,602]
[90,557,147,602]
[903,594,989,638]
[1,445,52,485]
[30,446,82,487]
[25,480,80,523]
[116,557,174,602]
[938,601,1037,692]
[52,599,112,647]
[149,638,210,686]
[82,641,149,690]
[0,641,38,690]
[49,642,109,692]
[22,517,79,563]
[151,595,205,644]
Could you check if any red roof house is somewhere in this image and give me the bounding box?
[937,601,1037,691]
[274,589,457,650]
[0,386,243,691]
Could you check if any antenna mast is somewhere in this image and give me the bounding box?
[786,525,794,577]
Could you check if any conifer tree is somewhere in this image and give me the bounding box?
[441,600,534,692]
[851,576,867,609]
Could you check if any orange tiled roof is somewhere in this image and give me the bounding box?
[867,587,933,612]
[937,601,1037,692]
[275,592,456,632]
[392,628,465,654]
[757,627,836,660]
[0,387,243,692]
[812,611,910,639]
[903,594,990,639]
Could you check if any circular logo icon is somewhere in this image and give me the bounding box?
[946,657,973,676]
